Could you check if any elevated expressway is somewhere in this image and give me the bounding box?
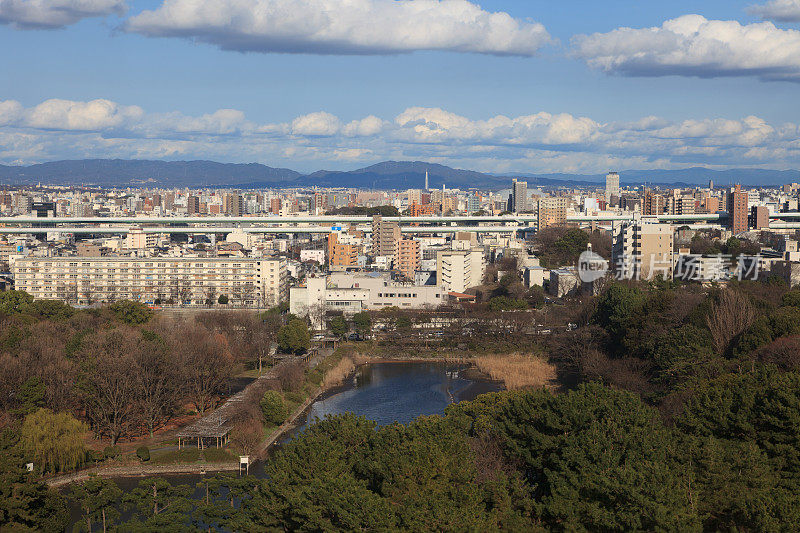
[0,213,732,235]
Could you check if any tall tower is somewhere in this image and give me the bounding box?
[424,170,429,191]
[605,172,620,205]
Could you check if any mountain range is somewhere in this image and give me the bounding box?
[0,159,797,189]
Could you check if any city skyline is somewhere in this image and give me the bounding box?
[2,0,800,174]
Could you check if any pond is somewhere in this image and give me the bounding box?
[65,361,502,527]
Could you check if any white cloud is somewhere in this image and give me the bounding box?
[0,100,24,126]
[750,0,800,22]
[2,97,800,173]
[343,115,384,136]
[25,99,143,131]
[0,0,126,30]
[291,111,341,136]
[124,0,550,55]
[572,14,800,81]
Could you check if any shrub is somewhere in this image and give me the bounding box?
[217,294,229,305]
[136,446,150,462]
[260,390,288,426]
[103,446,119,459]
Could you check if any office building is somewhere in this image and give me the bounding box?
[511,179,528,213]
[290,273,446,328]
[605,172,620,205]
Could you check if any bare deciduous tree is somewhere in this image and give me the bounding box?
[706,289,755,355]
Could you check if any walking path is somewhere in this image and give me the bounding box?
[45,359,301,488]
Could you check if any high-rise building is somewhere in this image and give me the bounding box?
[187,195,200,215]
[313,192,326,215]
[537,197,568,229]
[605,172,620,204]
[223,193,244,216]
[270,197,281,215]
[726,184,748,235]
[511,179,528,213]
[467,193,481,214]
[327,232,360,270]
[612,218,674,281]
[371,215,401,259]
[643,190,665,216]
[751,205,770,230]
[396,238,421,279]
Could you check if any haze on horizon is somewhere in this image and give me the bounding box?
[2,0,800,176]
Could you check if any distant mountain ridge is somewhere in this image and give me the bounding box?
[0,159,797,189]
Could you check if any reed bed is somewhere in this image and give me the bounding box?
[322,356,357,389]
[475,354,557,390]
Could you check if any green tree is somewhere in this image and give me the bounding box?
[26,299,75,320]
[327,316,349,339]
[592,283,646,352]
[0,290,34,314]
[277,319,310,355]
[20,408,88,474]
[109,300,153,325]
[122,477,193,531]
[260,390,288,426]
[14,376,46,416]
[217,294,229,305]
[0,428,68,532]
[451,384,700,531]
[395,315,413,331]
[352,312,372,339]
[70,475,123,533]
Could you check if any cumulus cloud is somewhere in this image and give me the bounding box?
[291,111,341,136]
[0,0,126,30]
[572,14,800,81]
[750,0,800,22]
[123,0,550,55]
[2,97,800,173]
[25,99,143,131]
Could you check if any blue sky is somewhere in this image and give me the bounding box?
[2,0,800,174]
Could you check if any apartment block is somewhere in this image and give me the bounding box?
[396,238,421,279]
[537,197,568,230]
[726,184,749,235]
[436,248,485,293]
[12,256,288,308]
[372,215,401,259]
[612,218,674,280]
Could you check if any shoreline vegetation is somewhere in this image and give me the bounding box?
[47,346,548,486]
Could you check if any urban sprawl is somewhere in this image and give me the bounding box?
[4,172,800,320]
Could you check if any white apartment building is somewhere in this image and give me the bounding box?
[612,218,674,281]
[12,256,288,308]
[436,248,485,293]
